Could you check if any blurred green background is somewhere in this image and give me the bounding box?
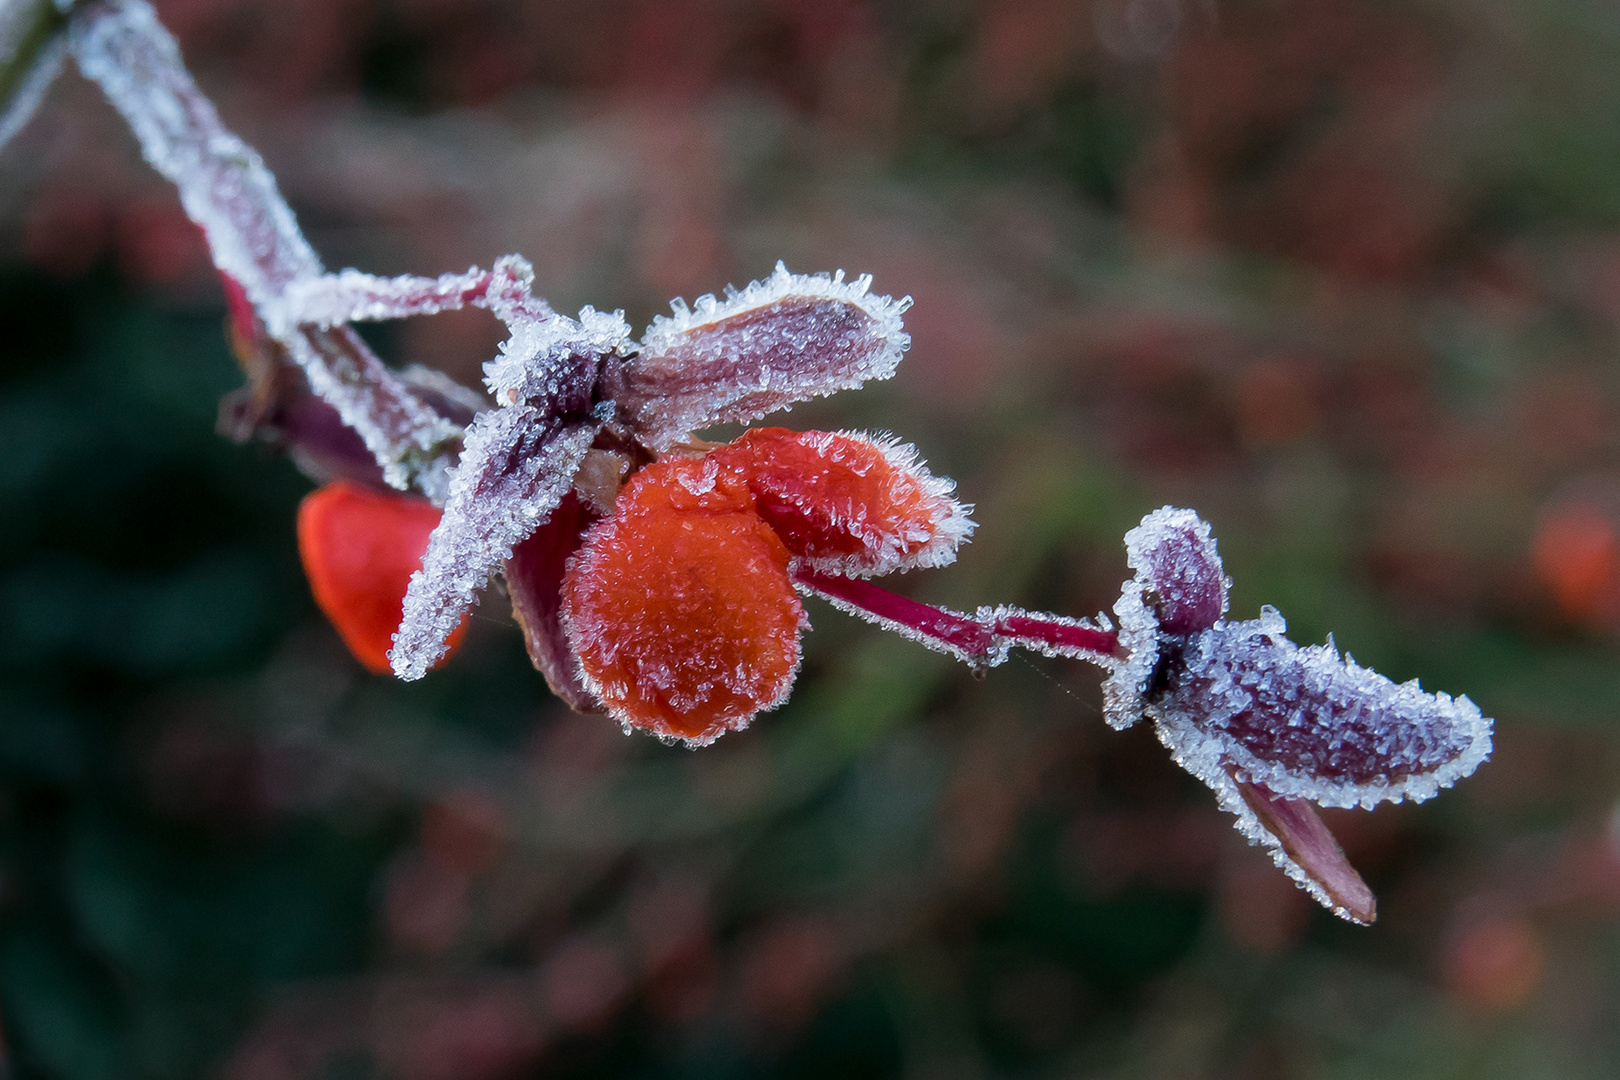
[4,0,1620,1076]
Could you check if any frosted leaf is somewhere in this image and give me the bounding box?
[276,266,517,333]
[484,298,631,411]
[505,491,602,713]
[621,262,911,450]
[399,364,489,426]
[391,408,599,680]
[1234,779,1375,924]
[280,326,462,497]
[218,370,386,490]
[1158,747,1379,921]
[1148,613,1493,811]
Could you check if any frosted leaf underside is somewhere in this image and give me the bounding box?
[623,263,910,450]
[1236,779,1376,924]
[391,407,599,680]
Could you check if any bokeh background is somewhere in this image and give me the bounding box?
[3,0,1620,1075]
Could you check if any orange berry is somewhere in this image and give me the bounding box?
[1532,502,1620,626]
[561,457,803,743]
[297,481,466,674]
[713,427,970,576]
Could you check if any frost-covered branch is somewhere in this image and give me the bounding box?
[26,0,1494,926]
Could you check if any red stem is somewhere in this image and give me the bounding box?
[789,566,1123,669]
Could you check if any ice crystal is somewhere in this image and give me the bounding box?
[622,262,912,450]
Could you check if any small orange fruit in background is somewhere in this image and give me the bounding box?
[1532,501,1620,628]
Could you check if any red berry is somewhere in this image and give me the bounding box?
[298,481,466,674]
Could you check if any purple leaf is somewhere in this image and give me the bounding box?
[1235,777,1376,924]
[1152,608,1493,809]
[506,491,603,713]
[620,263,911,450]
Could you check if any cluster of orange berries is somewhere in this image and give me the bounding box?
[300,427,969,745]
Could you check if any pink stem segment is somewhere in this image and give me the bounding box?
[789,565,1123,669]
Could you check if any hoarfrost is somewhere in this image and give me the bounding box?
[70,0,319,297]
[983,606,1119,663]
[1101,577,1159,731]
[622,262,912,450]
[278,265,514,332]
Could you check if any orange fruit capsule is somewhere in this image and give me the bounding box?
[297,481,467,674]
[561,457,803,744]
[712,427,970,576]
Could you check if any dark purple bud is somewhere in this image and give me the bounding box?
[1126,506,1227,636]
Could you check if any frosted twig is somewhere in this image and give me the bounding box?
[67,0,460,492]
[0,0,68,152]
